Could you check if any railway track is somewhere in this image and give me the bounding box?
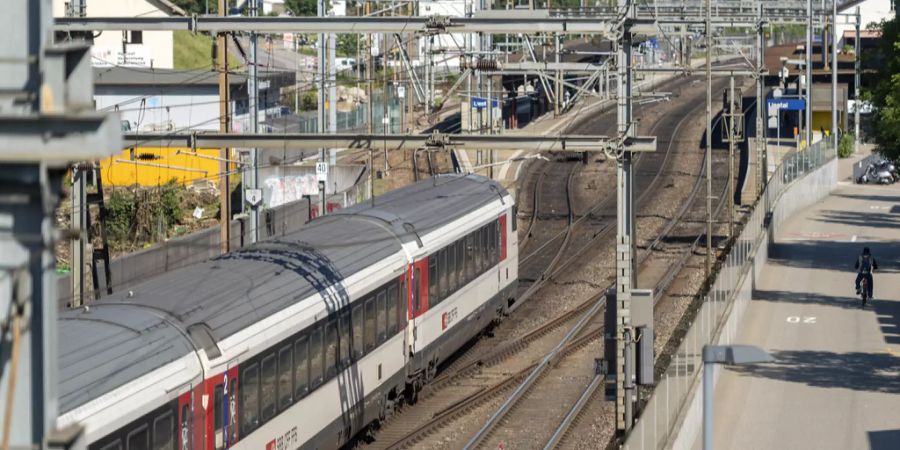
[462,87,734,449]
[355,74,737,450]
[539,110,739,450]
[357,77,729,450]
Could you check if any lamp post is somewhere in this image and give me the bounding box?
[702,344,774,450]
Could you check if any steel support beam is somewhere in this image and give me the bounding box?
[122,132,656,153]
[54,15,615,35]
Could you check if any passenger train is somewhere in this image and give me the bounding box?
[57,174,518,450]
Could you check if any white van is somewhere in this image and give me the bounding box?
[335,57,356,72]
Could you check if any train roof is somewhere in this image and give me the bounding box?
[58,174,508,414]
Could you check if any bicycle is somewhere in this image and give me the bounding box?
[860,277,869,307]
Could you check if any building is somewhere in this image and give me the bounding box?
[837,0,895,37]
[263,0,287,15]
[54,0,183,69]
[94,67,248,132]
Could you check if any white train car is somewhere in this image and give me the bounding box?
[56,174,518,450]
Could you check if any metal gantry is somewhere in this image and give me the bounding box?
[2,0,861,447]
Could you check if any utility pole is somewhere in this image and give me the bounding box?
[69,0,88,307]
[366,0,375,199]
[756,4,767,195]
[806,0,813,147]
[246,0,260,244]
[555,33,562,116]
[705,0,713,277]
[318,0,328,215]
[615,0,636,435]
[218,0,231,253]
[727,76,736,238]
[854,6,860,153]
[831,0,838,149]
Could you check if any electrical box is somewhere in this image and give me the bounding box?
[636,325,655,385]
[631,289,653,329]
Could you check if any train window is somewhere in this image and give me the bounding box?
[490,222,498,265]
[260,354,277,422]
[364,298,376,353]
[483,226,490,268]
[447,244,457,294]
[376,291,387,343]
[511,206,517,231]
[456,241,465,289]
[325,320,338,379]
[213,384,224,450]
[101,440,122,450]
[466,233,475,282]
[484,226,492,269]
[439,248,448,302]
[309,326,324,389]
[127,425,149,450]
[152,412,174,450]
[277,346,293,411]
[387,284,398,335]
[475,229,484,275]
[351,304,364,359]
[294,336,309,398]
[428,257,438,304]
[399,277,408,324]
[240,364,259,433]
[339,311,351,367]
[414,268,422,313]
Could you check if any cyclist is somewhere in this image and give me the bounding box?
[855,247,878,299]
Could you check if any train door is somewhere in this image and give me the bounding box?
[408,258,429,355]
[208,366,240,450]
[178,390,193,450]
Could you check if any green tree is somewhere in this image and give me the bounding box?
[285,0,327,16]
[867,12,900,159]
[337,34,359,57]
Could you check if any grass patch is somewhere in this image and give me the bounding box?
[174,30,241,70]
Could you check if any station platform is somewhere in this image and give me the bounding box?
[698,180,900,449]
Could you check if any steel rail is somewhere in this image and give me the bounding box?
[541,95,744,450]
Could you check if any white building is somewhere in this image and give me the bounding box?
[838,0,896,36]
[263,0,286,15]
[93,68,248,132]
[53,0,182,69]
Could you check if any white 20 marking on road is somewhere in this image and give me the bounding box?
[786,316,816,324]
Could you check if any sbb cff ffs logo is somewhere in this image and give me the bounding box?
[441,307,458,330]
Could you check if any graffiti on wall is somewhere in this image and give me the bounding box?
[264,174,320,208]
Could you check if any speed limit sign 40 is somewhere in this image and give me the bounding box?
[316,162,328,181]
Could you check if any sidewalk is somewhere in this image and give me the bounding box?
[695,180,900,449]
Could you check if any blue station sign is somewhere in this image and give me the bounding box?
[767,98,806,112]
[471,96,499,109]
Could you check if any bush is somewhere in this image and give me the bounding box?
[105,189,137,243]
[159,179,183,228]
[300,90,318,111]
[838,133,855,158]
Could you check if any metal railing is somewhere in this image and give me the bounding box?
[624,140,836,449]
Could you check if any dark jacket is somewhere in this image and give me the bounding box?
[855,254,878,273]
